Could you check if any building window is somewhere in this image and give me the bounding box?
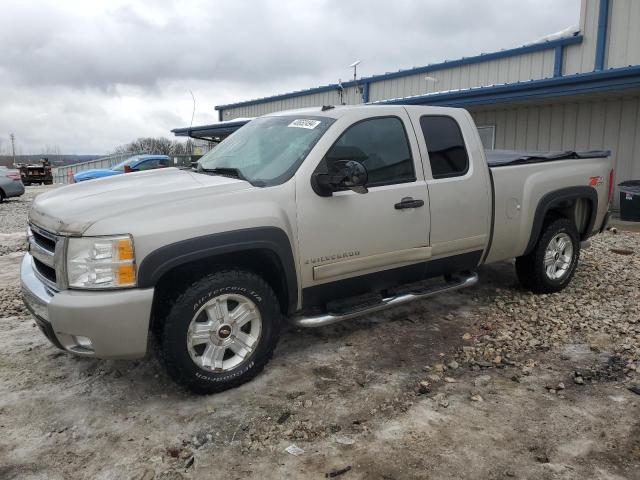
[420,115,470,179]
[477,125,496,150]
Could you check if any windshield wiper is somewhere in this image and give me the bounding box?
[200,167,247,181]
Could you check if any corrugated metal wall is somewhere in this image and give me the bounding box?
[221,0,640,121]
[368,50,556,103]
[606,0,640,69]
[564,0,640,73]
[471,94,640,208]
[221,47,559,120]
[564,0,600,75]
[220,86,361,120]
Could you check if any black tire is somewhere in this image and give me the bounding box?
[0,190,4,203]
[158,268,281,394]
[515,217,580,294]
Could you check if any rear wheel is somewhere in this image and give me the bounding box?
[158,268,281,394]
[515,217,580,294]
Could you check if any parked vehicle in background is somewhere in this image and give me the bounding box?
[21,105,614,394]
[73,154,170,182]
[0,167,25,202]
[17,158,53,186]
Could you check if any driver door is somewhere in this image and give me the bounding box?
[295,108,431,305]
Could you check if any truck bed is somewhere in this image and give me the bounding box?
[486,149,611,167]
[483,150,612,265]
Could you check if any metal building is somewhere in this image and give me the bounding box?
[174,0,640,208]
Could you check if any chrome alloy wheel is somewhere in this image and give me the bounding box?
[544,232,574,280]
[187,294,262,372]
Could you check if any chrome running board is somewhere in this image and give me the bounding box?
[289,271,478,328]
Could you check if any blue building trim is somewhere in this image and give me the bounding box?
[595,0,610,71]
[176,67,640,140]
[553,45,563,77]
[362,82,370,103]
[380,65,640,108]
[215,34,583,112]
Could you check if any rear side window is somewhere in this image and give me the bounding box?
[324,117,415,186]
[420,116,469,179]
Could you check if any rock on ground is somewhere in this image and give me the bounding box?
[0,185,638,479]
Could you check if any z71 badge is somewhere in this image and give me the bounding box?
[589,176,604,187]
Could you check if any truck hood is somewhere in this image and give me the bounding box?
[29,168,252,235]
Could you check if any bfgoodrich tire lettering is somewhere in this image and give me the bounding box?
[515,217,580,294]
[159,269,281,394]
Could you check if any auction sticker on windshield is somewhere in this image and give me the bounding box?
[288,119,321,129]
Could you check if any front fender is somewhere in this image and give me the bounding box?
[137,227,298,311]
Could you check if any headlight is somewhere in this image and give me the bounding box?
[66,235,136,289]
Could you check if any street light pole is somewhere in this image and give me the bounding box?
[9,133,16,166]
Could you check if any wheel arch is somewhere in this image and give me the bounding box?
[138,227,298,318]
[524,186,597,256]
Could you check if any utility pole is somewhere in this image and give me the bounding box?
[9,133,16,166]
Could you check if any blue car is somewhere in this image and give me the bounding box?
[73,154,171,182]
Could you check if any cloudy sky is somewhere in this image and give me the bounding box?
[0,0,580,155]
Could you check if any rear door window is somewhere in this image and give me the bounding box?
[420,116,469,179]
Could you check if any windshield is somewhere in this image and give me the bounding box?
[198,115,334,186]
[111,156,142,172]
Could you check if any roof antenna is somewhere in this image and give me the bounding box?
[349,60,361,82]
[349,60,362,103]
[189,90,196,128]
[337,78,345,105]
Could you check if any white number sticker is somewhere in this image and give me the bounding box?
[288,119,321,129]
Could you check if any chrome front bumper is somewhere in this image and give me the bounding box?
[21,253,155,359]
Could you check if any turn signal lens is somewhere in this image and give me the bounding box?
[117,264,136,286]
[117,238,135,261]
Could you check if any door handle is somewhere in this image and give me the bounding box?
[394,197,424,209]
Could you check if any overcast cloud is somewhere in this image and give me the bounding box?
[0,0,580,154]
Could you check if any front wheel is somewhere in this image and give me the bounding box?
[159,269,281,394]
[515,217,580,294]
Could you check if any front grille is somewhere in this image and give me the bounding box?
[33,257,56,283]
[29,224,62,289]
[32,229,56,252]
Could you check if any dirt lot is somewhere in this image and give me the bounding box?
[1,186,639,480]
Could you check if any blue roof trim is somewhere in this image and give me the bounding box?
[175,66,640,140]
[215,34,583,111]
[379,66,640,108]
[595,0,610,71]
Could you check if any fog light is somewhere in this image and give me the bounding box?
[74,335,93,350]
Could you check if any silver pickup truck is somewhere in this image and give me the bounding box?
[21,105,614,393]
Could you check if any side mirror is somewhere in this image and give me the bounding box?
[312,160,369,196]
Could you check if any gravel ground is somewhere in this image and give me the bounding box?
[0,184,51,234]
[1,185,639,479]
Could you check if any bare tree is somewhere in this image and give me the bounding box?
[114,137,195,156]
